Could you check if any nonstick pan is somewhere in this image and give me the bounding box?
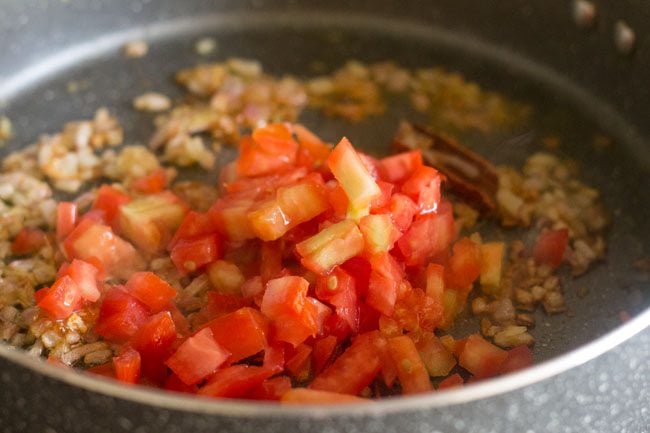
[0,1,649,432]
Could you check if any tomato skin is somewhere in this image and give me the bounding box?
[92,185,131,230]
[387,335,432,394]
[458,334,508,379]
[237,124,298,177]
[380,150,423,184]
[95,287,151,342]
[281,388,367,404]
[285,343,313,380]
[386,193,418,232]
[113,347,141,384]
[532,228,568,268]
[400,166,442,214]
[197,365,276,398]
[170,234,221,274]
[294,124,331,168]
[205,307,269,363]
[309,331,384,395]
[125,272,177,313]
[312,335,338,375]
[56,202,77,240]
[11,228,48,255]
[166,328,230,386]
[36,275,83,320]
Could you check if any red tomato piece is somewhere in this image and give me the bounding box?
[366,252,405,317]
[197,365,275,398]
[425,263,445,305]
[168,211,219,251]
[63,219,144,280]
[205,291,252,319]
[411,332,456,377]
[359,213,401,255]
[166,328,230,386]
[309,331,384,395]
[113,347,141,384]
[164,373,198,394]
[262,344,286,374]
[296,219,365,275]
[281,388,368,404]
[400,166,442,214]
[446,237,482,290]
[92,185,131,230]
[62,259,101,302]
[386,193,418,232]
[204,307,269,363]
[397,203,455,266]
[170,233,221,274]
[129,311,177,383]
[458,334,508,379]
[36,275,83,320]
[294,123,331,167]
[393,287,443,333]
[209,195,257,242]
[56,202,77,240]
[125,272,177,313]
[130,168,167,194]
[247,376,292,401]
[285,343,313,380]
[11,228,48,255]
[312,335,338,375]
[500,345,533,374]
[387,335,432,394]
[380,150,423,184]
[237,123,298,177]
[437,373,464,390]
[95,287,151,342]
[315,267,359,334]
[532,228,569,268]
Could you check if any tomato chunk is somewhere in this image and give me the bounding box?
[281,388,367,404]
[113,347,141,384]
[166,328,230,386]
[62,259,101,302]
[532,228,568,268]
[309,331,383,395]
[366,252,404,317]
[36,275,83,320]
[296,219,365,275]
[130,311,177,383]
[446,237,482,290]
[125,272,177,313]
[197,365,275,398]
[56,202,77,240]
[95,287,151,342]
[458,334,508,379]
[387,335,432,394]
[170,234,221,274]
[205,307,269,363]
[397,205,455,266]
[380,150,423,184]
[92,185,131,230]
[11,228,48,255]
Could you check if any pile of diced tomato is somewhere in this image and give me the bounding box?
[26,122,544,403]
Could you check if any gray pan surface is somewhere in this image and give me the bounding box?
[0,1,648,432]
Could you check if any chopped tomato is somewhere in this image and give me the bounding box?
[500,345,533,374]
[425,263,445,304]
[285,343,313,381]
[392,287,443,332]
[446,237,482,290]
[411,332,456,377]
[315,267,359,334]
[380,150,423,184]
[294,124,332,167]
[437,373,464,390]
[237,124,298,177]
[62,259,101,302]
[11,228,48,255]
[296,219,365,275]
[327,138,381,219]
[63,219,144,280]
[170,233,221,274]
[397,203,455,266]
[207,260,245,295]
[312,335,338,375]
[95,287,151,342]
[113,347,141,384]
[479,242,505,293]
[366,252,404,317]
[309,331,383,395]
[387,335,432,394]
[359,213,401,255]
[247,376,292,401]
[164,373,198,394]
[166,328,230,386]
[458,334,508,379]
[92,185,131,230]
[205,292,252,318]
[36,275,83,320]
[281,388,367,404]
[125,272,177,312]
[168,211,219,251]
[209,195,257,241]
[400,165,442,214]
[532,228,568,268]
[129,311,177,383]
[205,307,269,363]
[131,168,167,194]
[118,192,187,254]
[386,193,418,232]
[56,202,77,240]
[197,365,275,398]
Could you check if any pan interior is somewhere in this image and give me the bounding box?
[1,11,648,364]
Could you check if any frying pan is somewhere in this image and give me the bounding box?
[0,0,649,432]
